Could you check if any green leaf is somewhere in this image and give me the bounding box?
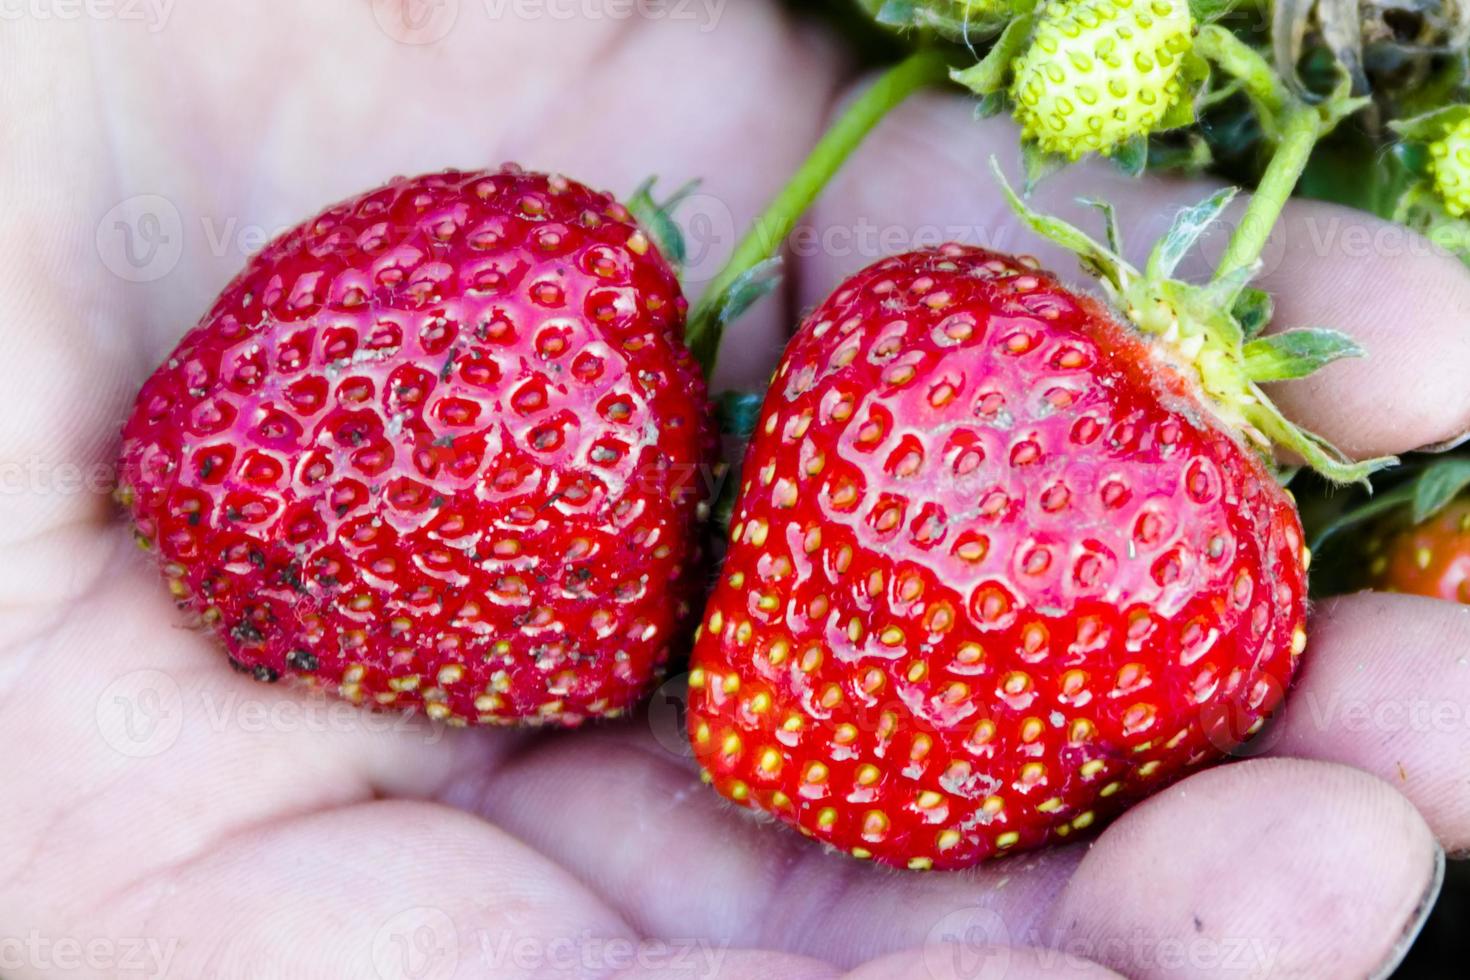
[1389,105,1470,144]
[1308,482,1414,552]
[1241,329,1364,382]
[1231,287,1274,340]
[950,14,1035,97]
[1146,186,1238,280]
[1410,458,1470,524]
[718,257,783,328]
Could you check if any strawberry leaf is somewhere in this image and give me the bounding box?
[1241,329,1363,382]
[1411,458,1470,524]
[1307,481,1416,552]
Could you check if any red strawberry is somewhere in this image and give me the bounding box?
[1364,498,1470,603]
[118,166,716,726]
[686,244,1309,869]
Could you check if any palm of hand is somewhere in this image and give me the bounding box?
[4,2,1470,977]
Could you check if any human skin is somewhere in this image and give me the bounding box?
[3,1,1470,977]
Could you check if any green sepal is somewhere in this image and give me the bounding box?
[627,176,700,270]
[951,13,1036,97]
[1389,105,1470,145]
[991,157,1395,485]
[715,257,783,330]
[1145,133,1214,173]
[1231,287,1274,340]
[1394,183,1470,263]
[992,159,1131,289]
[1021,141,1065,194]
[974,91,1007,119]
[1079,198,1125,256]
[715,390,765,440]
[1147,186,1237,280]
[1187,0,1244,21]
[1111,136,1150,178]
[1241,329,1364,382]
[863,0,1017,41]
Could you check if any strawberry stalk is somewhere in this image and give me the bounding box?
[684,48,952,375]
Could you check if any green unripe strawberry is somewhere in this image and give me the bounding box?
[1011,0,1195,160]
[1429,116,1470,218]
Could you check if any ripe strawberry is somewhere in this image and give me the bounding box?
[118,166,716,726]
[686,244,1309,869]
[1364,498,1470,603]
[1429,115,1470,218]
[1011,0,1195,160]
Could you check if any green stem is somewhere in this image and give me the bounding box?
[1195,26,1287,128]
[684,48,952,376]
[1213,102,1322,282]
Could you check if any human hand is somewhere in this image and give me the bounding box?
[3,2,1469,977]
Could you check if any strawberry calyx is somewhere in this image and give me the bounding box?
[992,159,1394,486]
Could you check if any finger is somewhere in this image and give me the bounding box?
[796,90,1470,458]
[1043,757,1442,979]
[445,720,1083,969]
[845,945,1122,979]
[0,544,519,905]
[89,800,636,980]
[1270,592,1470,851]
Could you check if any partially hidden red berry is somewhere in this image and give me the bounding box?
[687,245,1307,869]
[119,166,716,726]
[1365,498,1470,603]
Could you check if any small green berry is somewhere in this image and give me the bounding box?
[1011,0,1195,160]
[1429,117,1470,218]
